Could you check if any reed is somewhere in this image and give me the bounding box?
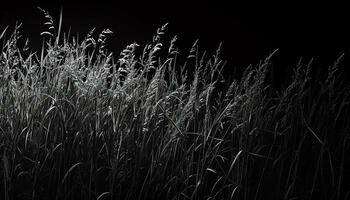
[0,9,349,200]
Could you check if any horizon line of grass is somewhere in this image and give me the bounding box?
[0,9,349,200]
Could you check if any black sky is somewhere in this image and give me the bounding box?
[0,1,349,76]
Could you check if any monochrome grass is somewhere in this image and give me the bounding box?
[0,9,349,200]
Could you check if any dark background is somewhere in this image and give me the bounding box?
[1,1,349,81]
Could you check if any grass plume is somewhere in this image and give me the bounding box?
[0,11,349,200]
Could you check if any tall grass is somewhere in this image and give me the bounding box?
[1,10,349,200]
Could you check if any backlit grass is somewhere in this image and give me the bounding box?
[1,9,349,200]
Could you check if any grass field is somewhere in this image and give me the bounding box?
[1,10,349,200]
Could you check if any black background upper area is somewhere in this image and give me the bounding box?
[0,0,349,77]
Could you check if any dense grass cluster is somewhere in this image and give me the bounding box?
[1,11,350,200]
